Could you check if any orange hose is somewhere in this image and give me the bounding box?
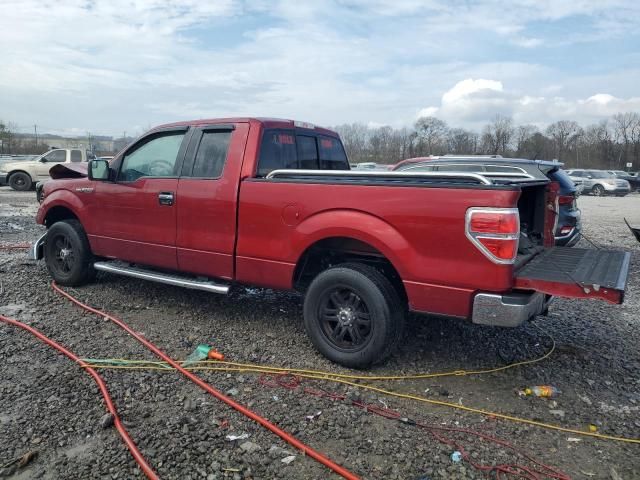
[52,282,360,480]
[0,313,159,480]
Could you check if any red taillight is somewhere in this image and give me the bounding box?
[469,212,519,235]
[476,237,518,259]
[466,208,520,264]
[558,195,574,206]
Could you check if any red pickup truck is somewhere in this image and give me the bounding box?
[32,118,630,367]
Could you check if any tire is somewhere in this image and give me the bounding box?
[44,220,95,286]
[303,262,406,368]
[591,184,604,196]
[8,172,32,191]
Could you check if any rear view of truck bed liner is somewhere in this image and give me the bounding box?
[515,247,630,304]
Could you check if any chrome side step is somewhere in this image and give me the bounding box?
[93,261,230,294]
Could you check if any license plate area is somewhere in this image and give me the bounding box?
[515,247,630,304]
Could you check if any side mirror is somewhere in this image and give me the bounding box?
[88,159,110,181]
[586,175,592,179]
[39,157,47,163]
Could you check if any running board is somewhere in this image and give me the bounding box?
[93,261,230,294]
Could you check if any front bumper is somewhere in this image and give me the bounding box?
[29,232,47,260]
[603,185,630,194]
[0,173,8,186]
[472,291,549,327]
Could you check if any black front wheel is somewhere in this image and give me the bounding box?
[9,172,32,191]
[44,220,95,286]
[592,184,605,196]
[303,263,405,368]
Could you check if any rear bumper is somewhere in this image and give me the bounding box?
[0,173,7,186]
[472,291,548,327]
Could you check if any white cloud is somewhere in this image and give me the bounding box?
[418,79,640,128]
[0,0,639,135]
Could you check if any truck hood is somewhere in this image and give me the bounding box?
[49,163,88,179]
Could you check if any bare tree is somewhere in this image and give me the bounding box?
[481,115,514,155]
[414,117,448,156]
[612,112,640,168]
[446,128,478,154]
[545,120,581,162]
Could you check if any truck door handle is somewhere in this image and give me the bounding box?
[158,192,174,206]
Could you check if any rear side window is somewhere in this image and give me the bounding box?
[402,163,434,172]
[192,131,231,178]
[435,164,482,172]
[318,135,348,170]
[70,150,82,162]
[257,130,297,177]
[484,165,523,173]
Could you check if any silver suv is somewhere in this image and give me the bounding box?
[565,169,630,196]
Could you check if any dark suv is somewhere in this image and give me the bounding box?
[392,156,581,247]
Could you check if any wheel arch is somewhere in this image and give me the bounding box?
[293,235,408,304]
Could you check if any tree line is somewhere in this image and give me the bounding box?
[333,112,640,170]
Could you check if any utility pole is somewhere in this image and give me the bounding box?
[34,124,38,145]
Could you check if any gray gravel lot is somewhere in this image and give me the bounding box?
[1,188,639,479]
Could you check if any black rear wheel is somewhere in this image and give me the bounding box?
[303,263,405,368]
[592,184,604,196]
[9,172,32,191]
[45,220,95,286]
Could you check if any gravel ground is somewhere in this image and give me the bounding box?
[1,187,639,479]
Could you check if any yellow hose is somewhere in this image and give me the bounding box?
[81,325,640,445]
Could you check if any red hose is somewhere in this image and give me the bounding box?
[0,243,30,250]
[0,314,159,480]
[52,282,360,480]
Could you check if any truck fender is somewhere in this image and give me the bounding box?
[37,189,88,227]
[290,209,413,278]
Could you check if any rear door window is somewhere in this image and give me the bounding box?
[191,130,231,178]
[70,150,82,162]
[257,130,297,177]
[318,135,349,170]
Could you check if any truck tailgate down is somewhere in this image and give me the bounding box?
[515,247,630,304]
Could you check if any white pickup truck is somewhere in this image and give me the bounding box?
[0,148,95,191]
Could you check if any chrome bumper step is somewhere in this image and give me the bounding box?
[93,261,230,294]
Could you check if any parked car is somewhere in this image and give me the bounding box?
[392,157,582,247]
[0,148,96,191]
[606,170,640,191]
[566,169,631,196]
[32,118,630,368]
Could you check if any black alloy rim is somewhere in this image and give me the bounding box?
[50,234,76,275]
[319,286,372,350]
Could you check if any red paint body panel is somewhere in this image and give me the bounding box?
[514,276,623,304]
[176,123,251,279]
[235,180,520,300]
[90,178,179,269]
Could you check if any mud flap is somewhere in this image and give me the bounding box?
[514,247,630,304]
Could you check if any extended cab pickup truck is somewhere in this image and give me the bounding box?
[0,148,95,191]
[31,118,631,367]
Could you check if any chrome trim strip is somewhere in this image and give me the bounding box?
[93,261,229,294]
[265,169,493,185]
[29,232,47,260]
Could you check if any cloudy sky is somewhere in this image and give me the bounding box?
[1,0,639,137]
